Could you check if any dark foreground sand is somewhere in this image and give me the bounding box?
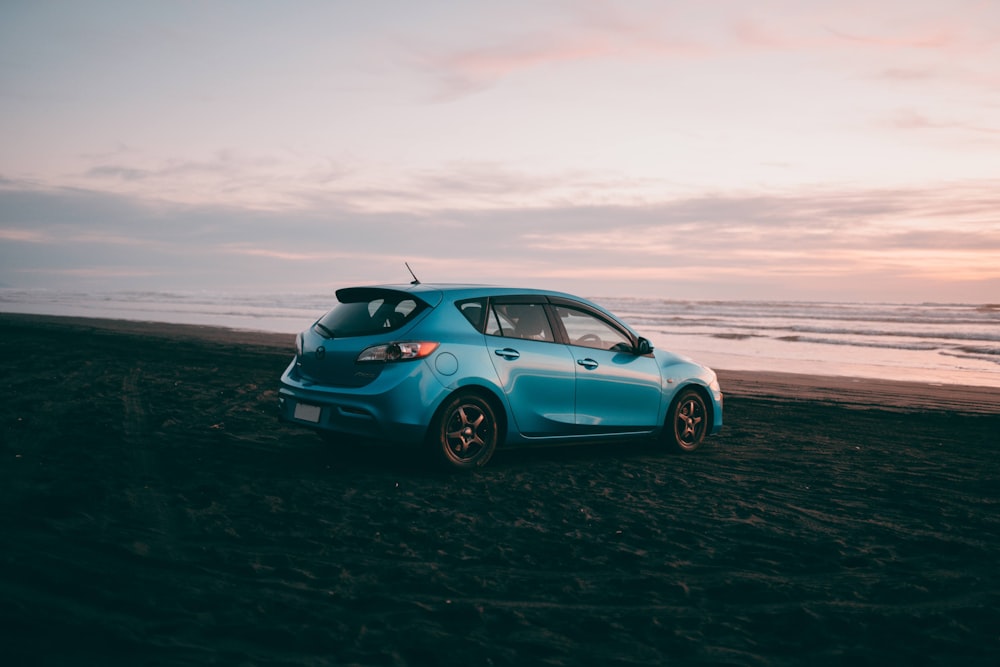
[2,313,998,666]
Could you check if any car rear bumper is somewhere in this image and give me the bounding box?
[277,358,445,443]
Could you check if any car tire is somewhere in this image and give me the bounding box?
[429,392,499,470]
[666,388,708,454]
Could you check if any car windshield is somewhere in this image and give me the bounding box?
[313,292,425,338]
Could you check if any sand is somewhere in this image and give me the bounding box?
[2,313,998,666]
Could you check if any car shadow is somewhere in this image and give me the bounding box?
[300,431,680,475]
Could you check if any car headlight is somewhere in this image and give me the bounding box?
[356,341,440,363]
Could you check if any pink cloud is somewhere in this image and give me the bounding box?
[886,109,1000,135]
[875,67,939,81]
[410,8,708,101]
[827,26,960,50]
[413,4,995,102]
[730,19,802,49]
[424,36,613,99]
[0,229,49,243]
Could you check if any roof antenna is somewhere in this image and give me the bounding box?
[405,262,421,285]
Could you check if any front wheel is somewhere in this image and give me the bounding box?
[428,393,499,470]
[666,388,708,453]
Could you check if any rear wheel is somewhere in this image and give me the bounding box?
[429,393,498,470]
[666,388,708,453]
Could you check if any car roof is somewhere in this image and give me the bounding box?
[342,283,628,329]
[359,283,582,300]
[332,283,645,341]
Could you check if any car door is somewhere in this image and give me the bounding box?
[553,304,662,432]
[485,299,578,437]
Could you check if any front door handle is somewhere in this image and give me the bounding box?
[494,348,520,361]
[577,358,599,370]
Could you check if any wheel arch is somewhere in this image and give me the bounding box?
[666,382,715,431]
[426,383,510,446]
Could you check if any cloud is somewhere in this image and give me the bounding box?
[0,228,48,243]
[826,26,960,50]
[885,109,1000,136]
[875,67,939,82]
[404,4,709,102]
[15,267,165,279]
[3,177,997,301]
[67,154,668,214]
[71,150,353,211]
[400,1,1000,103]
[85,165,156,182]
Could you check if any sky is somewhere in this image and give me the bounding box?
[1,0,999,303]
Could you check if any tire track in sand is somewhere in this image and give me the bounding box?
[121,366,179,560]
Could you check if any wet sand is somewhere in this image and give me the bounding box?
[2,313,998,665]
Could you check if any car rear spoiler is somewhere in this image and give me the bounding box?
[335,286,436,307]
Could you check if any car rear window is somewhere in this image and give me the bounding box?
[313,291,426,338]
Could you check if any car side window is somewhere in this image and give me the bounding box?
[486,307,510,336]
[489,303,554,342]
[456,299,486,330]
[556,306,632,351]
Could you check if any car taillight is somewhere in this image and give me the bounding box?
[356,341,440,363]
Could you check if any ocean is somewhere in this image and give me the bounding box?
[3,288,998,389]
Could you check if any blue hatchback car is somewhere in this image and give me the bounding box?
[278,284,722,469]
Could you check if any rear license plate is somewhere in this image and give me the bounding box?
[293,403,322,423]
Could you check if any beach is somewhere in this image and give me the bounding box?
[2,312,999,665]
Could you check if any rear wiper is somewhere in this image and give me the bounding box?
[313,321,335,338]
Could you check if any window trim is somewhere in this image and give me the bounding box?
[455,298,488,332]
[472,294,638,350]
[548,297,637,350]
[486,299,558,342]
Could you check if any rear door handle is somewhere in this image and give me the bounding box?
[494,348,520,360]
[577,358,599,370]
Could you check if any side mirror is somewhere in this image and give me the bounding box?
[635,337,654,355]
